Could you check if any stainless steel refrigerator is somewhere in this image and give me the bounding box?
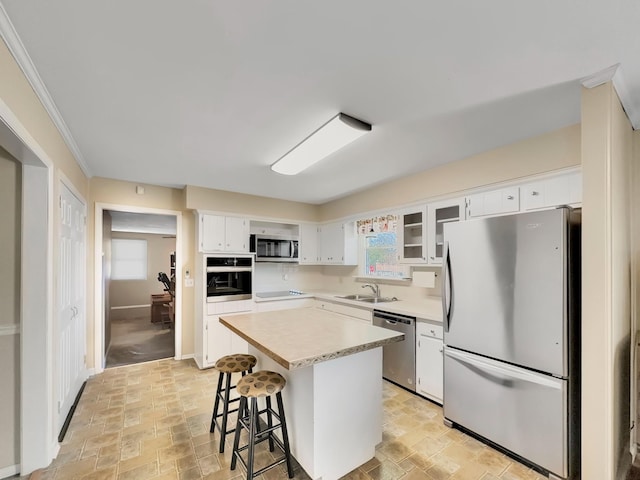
[441,207,580,480]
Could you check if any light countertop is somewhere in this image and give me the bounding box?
[219,308,404,370]
[300,291,443,322]
[252,290,442,322]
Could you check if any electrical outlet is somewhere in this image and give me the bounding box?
[185,278,194,287]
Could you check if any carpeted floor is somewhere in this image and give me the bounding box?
[105,315,175,368]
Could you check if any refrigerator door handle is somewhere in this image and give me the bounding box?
[444,348,562,389]
[442,241,451,332]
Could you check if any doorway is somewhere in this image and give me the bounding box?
[104,211,177,367]
[94,204,182,372]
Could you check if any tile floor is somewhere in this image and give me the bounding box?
[25,358,545,480]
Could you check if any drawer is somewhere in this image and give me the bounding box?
[416,321,442,340]
[207,299,253,316]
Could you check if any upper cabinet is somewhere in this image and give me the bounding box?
[398,207,428,264]
[199,214,249,253]
[299,223,320,265]
[521,171,582,211]
[467,186,520,219]
[318,221,358,265]
[427,198,465,265]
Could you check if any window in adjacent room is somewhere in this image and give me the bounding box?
[111,238,148,280]
[357,215,407,279]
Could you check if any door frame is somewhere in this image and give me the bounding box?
[94,203,183,372]
[0,99,57,474]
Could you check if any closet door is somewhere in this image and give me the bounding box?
[58,183,87,431]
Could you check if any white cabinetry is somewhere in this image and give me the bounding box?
[521,171,582,211]
[199,214,249,253]
[299,223,320,264]
[318,221,357,265]
[195,299,253,369]
[315,300,372,323]
[416,321,443,403]
[467,186,520,218]
[427,198,465,265]
[398,207,427,264]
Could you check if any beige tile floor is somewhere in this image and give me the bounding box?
[25,358,545,480]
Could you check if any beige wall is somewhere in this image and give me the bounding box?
[185,185,319,221]
[0,147,21,470]
[320,124,580,221]
[581,82,634,480]
[109,231,176,313]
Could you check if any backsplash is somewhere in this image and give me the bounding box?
[253,263,325,293]
[254,263,441,301]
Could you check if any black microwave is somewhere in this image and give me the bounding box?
[250,234,299,263]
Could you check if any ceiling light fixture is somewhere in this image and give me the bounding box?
[271,113,372,175]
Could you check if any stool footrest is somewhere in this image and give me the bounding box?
[233,452,287,478]
[236,429,288,455]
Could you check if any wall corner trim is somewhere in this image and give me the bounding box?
[581,63,640,130]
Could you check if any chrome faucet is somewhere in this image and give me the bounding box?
[362,283,380,298]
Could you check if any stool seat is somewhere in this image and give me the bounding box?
[237,371,286,397]
[215,354,257,373]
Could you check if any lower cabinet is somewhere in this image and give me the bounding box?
[416,320,443,404]
[195,299,253,369]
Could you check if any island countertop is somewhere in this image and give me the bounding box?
[219,307,404,370]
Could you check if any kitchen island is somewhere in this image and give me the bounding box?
[219,307,403,480]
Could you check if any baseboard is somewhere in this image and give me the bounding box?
[0,463,19,479]
[110,304,150,310]
[180,353,195,360]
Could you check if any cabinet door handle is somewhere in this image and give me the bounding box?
[507,195,514,200]
[531,191,539,196]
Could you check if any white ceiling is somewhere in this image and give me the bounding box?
[1,1,639,204]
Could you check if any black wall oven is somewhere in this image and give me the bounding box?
[206,256,253,302]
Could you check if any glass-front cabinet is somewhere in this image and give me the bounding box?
[427,197,465,264]
[398,207,427,264]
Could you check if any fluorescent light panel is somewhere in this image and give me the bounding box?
[271,113,372,175]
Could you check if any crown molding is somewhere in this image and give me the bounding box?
[581,63,639,129]
[581,63,620,89]
[0,4,92,175]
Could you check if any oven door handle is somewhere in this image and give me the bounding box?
[206,266,252,273]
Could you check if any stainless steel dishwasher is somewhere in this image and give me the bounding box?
[373,309,416,391]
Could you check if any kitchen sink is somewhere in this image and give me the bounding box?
[359,297,396,303]
[337,294,376,301]
[336,294,396,303]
